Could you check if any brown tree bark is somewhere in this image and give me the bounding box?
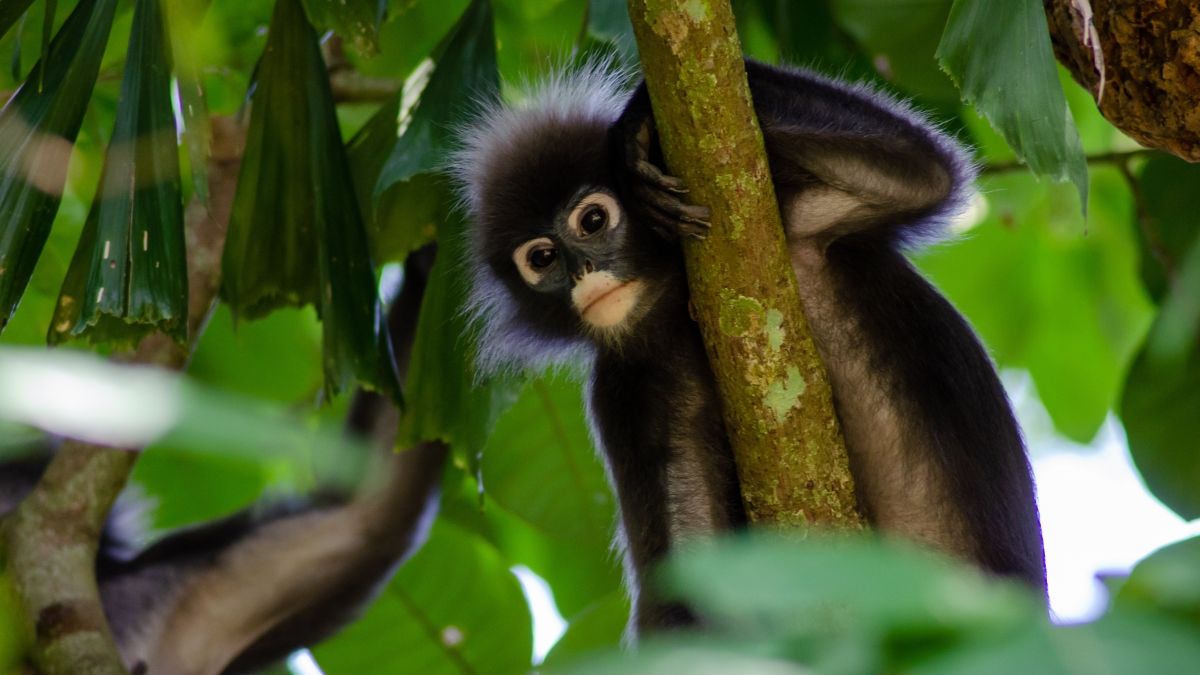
[1045,0,1200,161]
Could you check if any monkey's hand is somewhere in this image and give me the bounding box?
[620,109,712,241]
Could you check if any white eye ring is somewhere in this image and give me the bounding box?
[568,192,621,238]
[512,237,557,286]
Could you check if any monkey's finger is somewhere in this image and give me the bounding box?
[635,160,689,194]
[635,186,712,238]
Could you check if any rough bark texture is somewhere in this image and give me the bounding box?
[625,0,863,529]
[0,116,245,675]
[1045,0,1200,161]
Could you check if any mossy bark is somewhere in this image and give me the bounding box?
[1045,0,1200,161]
[625,0,864,529]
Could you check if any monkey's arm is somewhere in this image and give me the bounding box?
[615,60,969,245]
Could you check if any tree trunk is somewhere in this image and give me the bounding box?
[624,0,863,529]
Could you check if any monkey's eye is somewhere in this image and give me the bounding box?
[529,246,558,269]
[513,237,558,286]
[579,205,608,235]
[568,192,621,238]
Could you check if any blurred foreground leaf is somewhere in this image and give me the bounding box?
[313,520,533,675]
[0,0,116,331]
[49,0,187,346]
[0,347,366,462]
[937,0,1088,210]
[1116,536,1200,628]
[221,0,399,402]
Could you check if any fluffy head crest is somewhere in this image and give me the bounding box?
[451,59,634,376]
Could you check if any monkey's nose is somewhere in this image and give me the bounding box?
[573,260,595,281]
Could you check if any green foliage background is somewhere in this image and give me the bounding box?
[2,0,1199,673]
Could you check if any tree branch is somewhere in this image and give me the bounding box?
[1043,0,1200,162]
[982,148,1157,175]
[0,116,245,675]
[625,1,863,528]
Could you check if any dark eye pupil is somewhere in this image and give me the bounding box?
[530,247,557,269]
[581,206,607,234]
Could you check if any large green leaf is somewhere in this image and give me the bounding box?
[0,0,116,332]
[936,0,1088,211]
[374,0,497,193]
[1116,536,1200,628]
[1121,235,1200,519]
[221,0,399,402]
[481,376,613,544]
[541,590,627,669]
[0,0,34,41]
[48,0,186,346]
[346,89,441,264]
[1136,156,1200,302]
[313,519,533,675]
[397,207,521,462]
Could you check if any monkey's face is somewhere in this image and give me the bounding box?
[506,184,670,342]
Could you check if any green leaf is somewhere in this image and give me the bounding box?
[482,376,613,543]
[1116,536,1200,628]
[0,0,117,332]
[165,0,214,206]
[1120,237,1200,519]
[918,611,1200,675]
[936,0,1088,211]
[0,346,368,465]
[587,0,636,61]
[313,519,533,675]
[346,89,440,263]
[0,0,34,41]
[300,0,381,56]
[1136,155,1200,302]
[829,0,957,102]
[397,206,521,462]
[542,591,627,669]
[662,535,1036,637]
[221,0,400,402]
[48,0,187,346]
[916,168,1153,442]
[374,0,498,194]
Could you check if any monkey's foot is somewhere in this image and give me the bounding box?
[625,117,712,240]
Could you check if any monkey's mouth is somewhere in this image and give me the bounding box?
[573,275,644,328]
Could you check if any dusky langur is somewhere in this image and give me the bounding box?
[456,59,1046,633]
[0,247,443,674]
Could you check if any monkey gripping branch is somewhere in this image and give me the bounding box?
[624,0,864,529]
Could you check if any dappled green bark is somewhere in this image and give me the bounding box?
[625,0,863,529]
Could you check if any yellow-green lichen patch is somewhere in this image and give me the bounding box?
[683,0,710,23]
[764,366,806,421]
[718,291,764,338]
[766,308,784,352]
